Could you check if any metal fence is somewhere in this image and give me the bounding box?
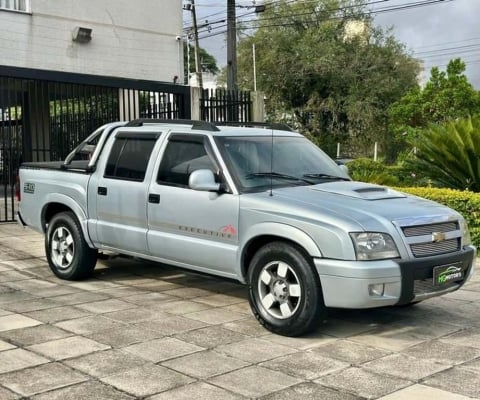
[0,67,191,222]
[0,77,26,222]
[0,69,255,222]
[200,89,252,123]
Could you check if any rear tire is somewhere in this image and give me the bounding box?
[248,241,326,336]
[45,212,97,280]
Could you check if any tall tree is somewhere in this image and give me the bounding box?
[389,58,480,160]
[236,0,419,156]
[390,58,480,129]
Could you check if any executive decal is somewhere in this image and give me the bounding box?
[178,224,238,240]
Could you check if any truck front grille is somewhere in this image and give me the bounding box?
[410,238,460,257]
[399,221,461,258]
[403,222,458,237]
[413,277,459,296]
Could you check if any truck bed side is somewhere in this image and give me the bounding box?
[18,167,92,239]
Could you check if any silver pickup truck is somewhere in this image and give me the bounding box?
[18,119,476,336]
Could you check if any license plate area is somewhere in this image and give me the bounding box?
[433,263,464,286]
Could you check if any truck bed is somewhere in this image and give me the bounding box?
[21,160,91,173]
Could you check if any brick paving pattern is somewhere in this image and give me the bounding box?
[0,224,478,399]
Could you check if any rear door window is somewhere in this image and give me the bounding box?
[104,133,159,182]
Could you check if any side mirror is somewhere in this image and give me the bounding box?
[338,164,349,175]
[189,169,221,192]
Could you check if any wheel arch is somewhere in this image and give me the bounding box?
[41,194,94,248]
[240,223,322,282]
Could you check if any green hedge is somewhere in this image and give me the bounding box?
[395,187,480,249]
[346,158,429,187]
[347,158,399,185]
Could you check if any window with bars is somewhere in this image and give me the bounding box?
[0,0,30,12]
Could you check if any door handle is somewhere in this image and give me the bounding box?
[148,193,160,204]
[98,186,107,196]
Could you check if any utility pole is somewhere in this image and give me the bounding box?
[190,0,203,89]
[252,43,257,91]
[227,0,237,90]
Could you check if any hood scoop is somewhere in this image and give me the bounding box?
[311,181,407,200]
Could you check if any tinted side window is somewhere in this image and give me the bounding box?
[157,135,216,187]
[105,137,156,181]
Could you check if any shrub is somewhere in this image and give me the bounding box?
[395,187,480,248]
[386,164,430,187]
[346,158,429,187]
[347,158,399,185]
[407,115,480,192]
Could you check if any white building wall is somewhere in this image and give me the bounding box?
[0,0,183,82]
[189,72,220,89]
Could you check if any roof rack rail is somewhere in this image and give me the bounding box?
[214,121,294,132]
[124,119,220,132]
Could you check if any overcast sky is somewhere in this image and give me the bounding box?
[185,0,480,88]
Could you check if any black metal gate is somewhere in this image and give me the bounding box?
[0,66,191,222]
[201,89,252,123]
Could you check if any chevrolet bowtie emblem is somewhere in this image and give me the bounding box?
[432,232,446,242]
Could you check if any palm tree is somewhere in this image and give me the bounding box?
[408,115,480,192]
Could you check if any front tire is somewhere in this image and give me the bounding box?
[45,212,97,280]
[248,242,326,336]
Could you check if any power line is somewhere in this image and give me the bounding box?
[237,0,454,29]
[196,0,454,40]
[415,46,480,61]
[193,0,449,33]
[184,9,255,33]
[187,0,464,76]
[412,37,480,51]
[185,0,389,30]
[415,43,480,56]
[183,0,282,27]
[183,6,227,27]
[431,59,480,68]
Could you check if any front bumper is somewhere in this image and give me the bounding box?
[314,245,476,309]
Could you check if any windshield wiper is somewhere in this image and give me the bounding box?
[246,172,315,184]
[303,173,351,181]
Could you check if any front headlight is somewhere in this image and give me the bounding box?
[350,232,399,261]
[459,218,472,246]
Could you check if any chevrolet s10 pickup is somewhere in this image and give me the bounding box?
[17,119,476,336]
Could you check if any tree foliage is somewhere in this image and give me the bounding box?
[236,0,419,156]
[389,58,480,162]
[390,59,480,129]
[183,43,219,82]
[407,115,480,192]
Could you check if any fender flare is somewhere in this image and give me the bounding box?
[41,193,95,248]
[238,222,322,281]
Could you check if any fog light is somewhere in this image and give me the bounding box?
[368,283,385,297]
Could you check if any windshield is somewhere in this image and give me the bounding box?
[216,136,350,192]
